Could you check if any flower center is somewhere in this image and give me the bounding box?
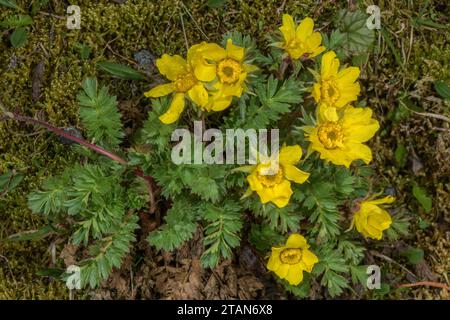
[217,59,242,84]
[321,80,340,104]
[174,72,197,92]
[280,248,302,265]
[317,122,344,149]
[257,165,284,187]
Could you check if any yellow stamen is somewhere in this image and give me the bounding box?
[280,248,302,265]
[217,58,242,84]
[174,72,196,92]
[257,166,284,187]
[318,122,344,149]
[321,80,340,105]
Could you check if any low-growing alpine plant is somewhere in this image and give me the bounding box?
[2,10,411,297]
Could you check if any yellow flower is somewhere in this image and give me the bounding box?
[191,39,256,110]
[267,233,318,285]
[304,106,379,167]
[245,145,309,208]
[144,44,210,124]
[312,51,360,121]
[277,14,325,60]
[352,196,394,240]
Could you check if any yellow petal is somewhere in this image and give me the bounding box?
[226,39,245,61]
[309,45,326,58]
[187,83,208,107]
[337,66,360,84]
[285,233,308,249]
[284,164,310,184]
[210,95,233,111]
[280,14,296,43]
[247,172,263,191]
[301,249,319,272]
[345,142,373,165]
[366,196,395,206]
[321,51,339,78]
[346,120,379,143]
[284,265,304,285]
[296,17,314,42]
[272,196,290,208]
[306,32,322,50]
[144,83,175,98]
[267,247,282,271]
[159,93,185,124]
[201,43,227,62]
[279,145,302,165]
[272,180,293,201]
[274,263,290,278]
[193,61,217,82]
[256,188,274,204]
[156,54,187,81]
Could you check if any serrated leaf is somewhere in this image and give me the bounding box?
[10,27,27,48]
[97,61,146,81]
[334,9,375,57]
[412,185,432,213]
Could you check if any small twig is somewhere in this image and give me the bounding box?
[369,250,417,279]
[179,12,189,51]
[398,281,450,291]
[106,44,139,66]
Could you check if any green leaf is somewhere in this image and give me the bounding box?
[5,225,54,242]
[77,77,124,148]
[394,143,407,168]
[248,224,284,253]
[224,76,304,129]
[350,265,369,287]
[74,43,91,60]
[97,61,146,81]
[280,274,311,298]
[434,81,450,100]
[380,27,402,67]
[10,27,27,48]
[412,185,432,213]
[79,215,139,288]
[334,9,375,57]
[401,247,424,265]
[206,0,227,9]
[200,201,243,269]
[0,171,24,194]
[0,14,33,28]
[148,197,198,251]
[36,268,65,277]
[0,0,22,11]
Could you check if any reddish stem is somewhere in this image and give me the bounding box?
[398,281,450,290]
[4,111,127,165]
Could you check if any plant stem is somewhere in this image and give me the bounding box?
[2,111,128,165]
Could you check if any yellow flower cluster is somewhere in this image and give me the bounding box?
[144,40,256,124]
[145,14,395,287]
